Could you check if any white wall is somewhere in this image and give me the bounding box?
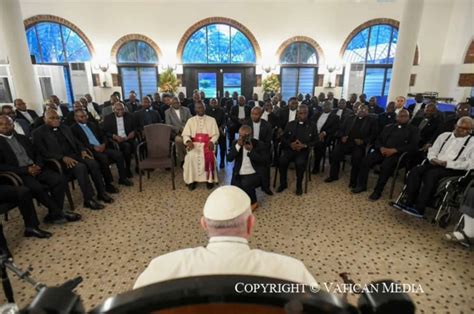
[0,0,470,104]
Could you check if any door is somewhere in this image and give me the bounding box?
[183,66,255,100]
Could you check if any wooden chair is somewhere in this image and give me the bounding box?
[136,124,175,192]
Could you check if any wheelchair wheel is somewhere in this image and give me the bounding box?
[438,212,451,228]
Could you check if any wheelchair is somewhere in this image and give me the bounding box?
[391,162,473,228]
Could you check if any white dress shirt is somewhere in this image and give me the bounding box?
[252,121,260,140]
[427,132,474,170]
[134,236,317,289]
[87,102,100,120]
[116,116,126,137]
[18,110,33,123]
[336,109,343,118]
[236,144,256,175]
[13,121,25,135]
[262,111,270,121]
[289,109,297,122]
[316,112,330,133]
[395,107,403,115]
[238,106,245,119]
[413,102,424,116]
[174,108,181,121]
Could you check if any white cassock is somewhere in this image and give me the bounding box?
[133,236,317,289]
[182,115,220,184]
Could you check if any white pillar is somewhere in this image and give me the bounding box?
[388,0,424,102]
[0,0,43,113]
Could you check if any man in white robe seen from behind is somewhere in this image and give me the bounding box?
[134,185,317,289]
[182,100,219,190]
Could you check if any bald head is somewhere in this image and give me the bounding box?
[251,106,263,122]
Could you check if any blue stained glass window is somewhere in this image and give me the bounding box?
[26,22,91,63]
[280,42,318,64]
[117,40,158,64]
[182,24,256,64]
[343,24,398,65]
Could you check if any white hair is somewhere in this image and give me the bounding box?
[205,208,252,230]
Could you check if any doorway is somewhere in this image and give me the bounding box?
[183,66,255,99]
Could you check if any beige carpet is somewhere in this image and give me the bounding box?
[1,164,473,313]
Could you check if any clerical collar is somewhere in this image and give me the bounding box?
[298,120,305,125]
[0,133,13,139]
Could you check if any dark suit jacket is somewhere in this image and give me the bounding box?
[71,122,107,149]
[14,119,32,138]
[378,112,396,133]
[407,103,426,115]
[229,105,251,126]
[102,113,136,139]
[332,108,354,127]
[410,114,444,146]
[0,134,42,175]
[375,123,420,154]
[243,118,273,146]
[32,124,85,160]
[227,138,269,184]
[281,120,318,150]
[263,112,278,129]
[341,115,378,146]
[312,112,340,138]
[328,98,339,108]
[16,109,39,124]
[278,107,298,130]
[133,108,162,131]
[368,104,384,114]
[248,100,264,108]
[59,104,70,116]
[205,107,226,128]
[64,111,97,126]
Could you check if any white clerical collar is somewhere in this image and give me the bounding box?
[208,236,249,245]
[253,121,260,125]
[0,133,13,139]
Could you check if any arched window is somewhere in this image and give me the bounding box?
[25,20,93,104]
[182,24,256,64]
[279,40,319,102]
[343,23,400,102]
[116,40,159,99]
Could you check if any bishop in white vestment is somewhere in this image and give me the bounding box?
[182,102,220,187]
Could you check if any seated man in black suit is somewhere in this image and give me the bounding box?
[206,98,227,169]
[72,110,133,190]
[325,104,378,186]
[1,105,31,138]
[333,99,353,127]
[367,96,384,114]
[347,93,358,111]
[50,95,70,116]
[152,92,163,114]
[0,115,80,224]
[408,103,444,169]
[102,102,137,177]
[65,101,97,126]
[378,101,396,133]
[228,95,251,142]
[101,93,121,118]
[277,105,318,196]
[261,99,278,129]
[125,92,140,113]
[32,110,112,210]
[352,109,420,201]
[227,125,269,210]
[134,96,162,133]
[311,101,340,174]
[14,98,39,125]
[327,92,339,109]
[248,93,264,108]
[244,106,273,195]
[84,93,101,119]
[359,93,370,106]
[0,184,51,238]
[407,93,425,117]
[443,102,472,132]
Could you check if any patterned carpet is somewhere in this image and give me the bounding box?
[1,162,473,313]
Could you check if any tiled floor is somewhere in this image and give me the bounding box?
[1,164,473,313]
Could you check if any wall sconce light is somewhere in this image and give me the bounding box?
[326,64,340,88]
[160,63,177,71]
[98,63,109,72]
[262,64,276,73]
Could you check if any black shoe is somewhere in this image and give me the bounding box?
[126,170,133,178]
[105,184,119,194]
[188,182,197,191]
[348,182,356,189]
[206,183,214,190]
[368,192,382,201]
[43,214,67,225]
[324,177,337,183]
[219,162,225,169]
[311,168,320,174]
[296,187,303,196]
[276,185,287,193]
[24,227,52,239]
[119,178,134,186]
[63,211,81,222]
[351,186,367,194]
[98,193,114,203]
[84,200,105,210]
[263,189,274,196]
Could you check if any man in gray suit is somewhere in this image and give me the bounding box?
[165,96,192,165]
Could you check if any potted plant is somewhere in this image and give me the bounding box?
[262,73,280,94]
[159,69,181,93]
